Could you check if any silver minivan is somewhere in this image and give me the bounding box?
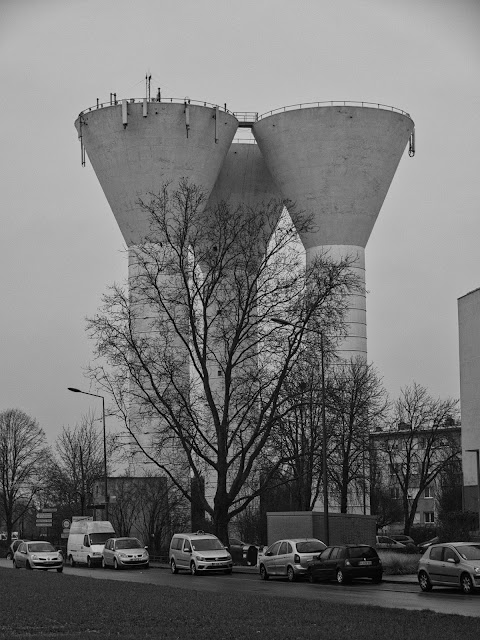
[259,538,326,581]
[169,531,233,575]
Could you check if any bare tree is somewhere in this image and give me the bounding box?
[326,359,389,513]
[382,383,460,535]
[0,409,49,543]
[46,413,111,515]
[87,180,360,543]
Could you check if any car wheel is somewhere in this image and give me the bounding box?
[460,573,474,594]
[6,552,12,560]
[336,569,345,584]
[68,555,75,568]
[114,558,120,571]
[418,570,432,592]
[308,571,317,584]
[190,561,199,576]
[57,567,63,573]
[170,559,178,574]
[102,557,107,569]
[13,560,19,569]
[287,566,296,582]
[260,564,269,581]
[26,561,32,570]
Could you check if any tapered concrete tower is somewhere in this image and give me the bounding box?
[253,104,414,359]
[75,100,238,245]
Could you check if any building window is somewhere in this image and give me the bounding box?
[424,512,435,524]
[424,486,434,499]
[389,486,400,499]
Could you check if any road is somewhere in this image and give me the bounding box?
[1,559,478,618]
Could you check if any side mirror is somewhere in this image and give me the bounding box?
[265,551,273,557]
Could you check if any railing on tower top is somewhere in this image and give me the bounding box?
[257,101,411,120]
[78,97,234,117]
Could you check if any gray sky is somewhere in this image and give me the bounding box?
[1,0,479,444]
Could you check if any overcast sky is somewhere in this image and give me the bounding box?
[1,0,479,445]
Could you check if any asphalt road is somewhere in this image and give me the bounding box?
[1,559,478,618]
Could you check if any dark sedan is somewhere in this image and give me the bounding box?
[307,544,383,584]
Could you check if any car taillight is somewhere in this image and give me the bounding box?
[294,554,300,563]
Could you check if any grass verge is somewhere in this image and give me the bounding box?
[0,568,477,640]
[379,551,421,575]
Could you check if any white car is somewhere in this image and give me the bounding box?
[102,537,149,570]
[375,535,407,551]
[13,541,63,572]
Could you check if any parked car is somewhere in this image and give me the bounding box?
[102,537,149,570]
[259,538,326,582]
[418,542,480,594]
[6,539,28,560]
[375,535,407,551]
[390,535,415,545]
[13,541,63,572]
[307,544,383,584]
[169,531,233,575]
[418,536,440,553]
[228,538,258,566]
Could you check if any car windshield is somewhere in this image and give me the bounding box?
[454,544,480,560]
[348,546,377,558]
[28,543,55,552]
[116,538,142,549]
[90,533,112,545]
[296,541,326,553]
[192,538,224,551]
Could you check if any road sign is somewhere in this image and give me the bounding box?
[36,522,52,528]
[60,532,69,538]
[40,508,57,513]
[62,519,71,529]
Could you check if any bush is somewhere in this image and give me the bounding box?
[410,526,437,545]
[378,550,420,575]
[437,511,477,542]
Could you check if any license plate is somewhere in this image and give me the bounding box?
[359,560,372,565]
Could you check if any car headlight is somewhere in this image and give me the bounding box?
[474,567,480,574]
[225,553,232,560]
[195,555,206,561]
[31,555,38,560]
[142,551,149,558]
[118,553,127,558]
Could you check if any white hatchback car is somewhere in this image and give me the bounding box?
[259,538,326,582]
[102,537,149,570]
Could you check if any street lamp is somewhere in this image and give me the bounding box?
[68,387,109,521]
[272,318,329,545]
[466,448,480,529]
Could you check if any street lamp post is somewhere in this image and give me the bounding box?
[466,448,480,529]
[68,387,109,521]
[272,318,329,545]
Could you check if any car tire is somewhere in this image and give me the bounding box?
[170,559,178,574]
[26,561,32,570]
[418,570,432,592]
[57,567,63,573]
[336,569,345,584]
[68,555,75,568]
[287,566,296,582]
[13,560,19,569]
[6,552,12,560]
[260,564,269,581]
[308,571,317,584]
[190,561,199,576]
[114,558,120,571]
[460,572,474,594]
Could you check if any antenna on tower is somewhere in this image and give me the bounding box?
[145,73,152,101]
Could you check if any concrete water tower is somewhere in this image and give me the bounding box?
[253,102,414,360]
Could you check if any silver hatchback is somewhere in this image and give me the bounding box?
[418,542,480,594]
[259,538,326,582]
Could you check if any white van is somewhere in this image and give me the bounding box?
[67,519,115,568]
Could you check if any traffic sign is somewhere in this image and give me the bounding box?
[40,508,57,513]
[62,519,71,529]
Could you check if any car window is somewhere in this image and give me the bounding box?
[329,548,339,560]
[90,533,112,545]
[116,538,142,549]
[268,542,282,556]
[296,540,326,553]
[454,544,480,561]
[192,538,224,551]
[278,542,288,555]
[444,547,458,563]
[184,540,192,552]
[348,546,377,559]
[429,546,443,561]
[18,543,26,553]
[28,542,55,552]
[172,537,182,550]
[319,548,332,561]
